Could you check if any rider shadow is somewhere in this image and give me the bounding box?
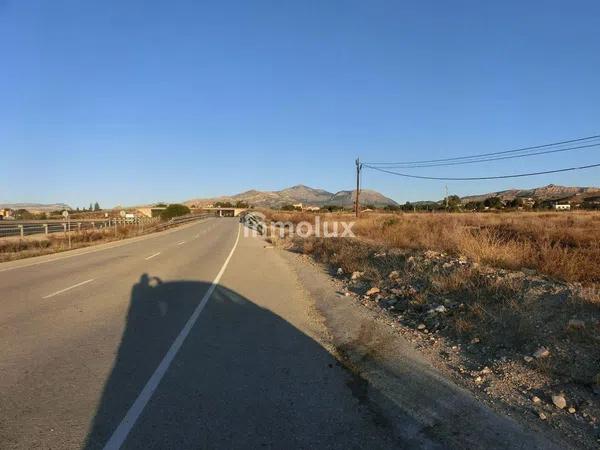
[84,274,410,449]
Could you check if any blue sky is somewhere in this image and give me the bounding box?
[1,0,599,208]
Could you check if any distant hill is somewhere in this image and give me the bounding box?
[185,185,398,208]
[460,184,600,204]
[0,203,71,212]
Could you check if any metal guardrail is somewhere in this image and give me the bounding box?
[0,213,214,239]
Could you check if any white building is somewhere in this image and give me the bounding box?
[553,203,571,211]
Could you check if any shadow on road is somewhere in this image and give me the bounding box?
[84,274,404,449]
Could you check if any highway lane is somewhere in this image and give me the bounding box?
[0,217,563,449]
[1,217,238,448]
[0,218,222,321]
[1,217,402,449]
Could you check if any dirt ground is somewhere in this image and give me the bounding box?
[274,234,600,449]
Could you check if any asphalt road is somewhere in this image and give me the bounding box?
[0,217,564,449]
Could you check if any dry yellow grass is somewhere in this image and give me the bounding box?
[265,210,600,284]
[0,225,149,262]
[265,209,600,393]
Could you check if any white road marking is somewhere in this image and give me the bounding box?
[103,224,242,450]
[194,234,199,238]
[145,252,161,260]
[42,279,95,299]
[176,241,185,245]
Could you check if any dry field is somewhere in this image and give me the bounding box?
[0,226,146,262]
[261,209,600,446]
[265,210,600,284]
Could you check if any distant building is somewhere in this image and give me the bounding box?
[292,203,303,210]
[136,207,167,218]
[553,203,571,211]
[522,197,535,207]
[304,206,320,212]
[0,208,13,220]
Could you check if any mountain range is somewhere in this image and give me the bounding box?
[0,203,71,212]
[185,185,399,208]
[4,184,598,212]
[459,184,600,204]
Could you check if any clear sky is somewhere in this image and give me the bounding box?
[1,0,599,208]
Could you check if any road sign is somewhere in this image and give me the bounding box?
[62,210,69,218]
[120,210,126,218]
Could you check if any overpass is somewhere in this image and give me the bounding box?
[198,207,246,217]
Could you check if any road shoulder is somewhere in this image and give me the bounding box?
[276,247,569,449]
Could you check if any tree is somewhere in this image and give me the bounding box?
[281,204,295,211]
[484,196,503,209]
[506,198,524,209]
[464,201,484,211]
[94,202,101,211]
[447,195,461,209]
[160,204,191,220]
[214,201,233,208]
[235,201,249,208]
[14,209,34,220]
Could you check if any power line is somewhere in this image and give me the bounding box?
[363,142,600,169]
[364,134,600,166]
[363,162,600,181]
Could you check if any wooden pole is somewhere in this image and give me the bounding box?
[355,158,361,217]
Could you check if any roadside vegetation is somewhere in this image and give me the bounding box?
[265,210,600,284]
[0,204,202,262]
[0,226,141,262]
[159,204,191,220]
[261,210,600,446]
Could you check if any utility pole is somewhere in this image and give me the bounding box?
[445,185,449,211]
[355,158,361,217]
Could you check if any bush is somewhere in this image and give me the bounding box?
[160,204,191,220]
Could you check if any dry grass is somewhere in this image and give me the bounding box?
[265,210,600,284]
[299,233,599,382]
[0,225,147,262]
[266,209,600,390]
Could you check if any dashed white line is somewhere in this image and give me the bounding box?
[176,241,185,245]
[145,252,161,260]
[103,224,242,449]
[42,279,95,299]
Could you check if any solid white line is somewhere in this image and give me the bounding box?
[176,241,185,246]
[145,252,161,260]
[103,224,242,450]
[42,279,95,299]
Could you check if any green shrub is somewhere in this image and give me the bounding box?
[160,204,191,220]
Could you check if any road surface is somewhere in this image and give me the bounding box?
[0,218,564,449]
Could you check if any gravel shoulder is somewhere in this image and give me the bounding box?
[278,247,571,449]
